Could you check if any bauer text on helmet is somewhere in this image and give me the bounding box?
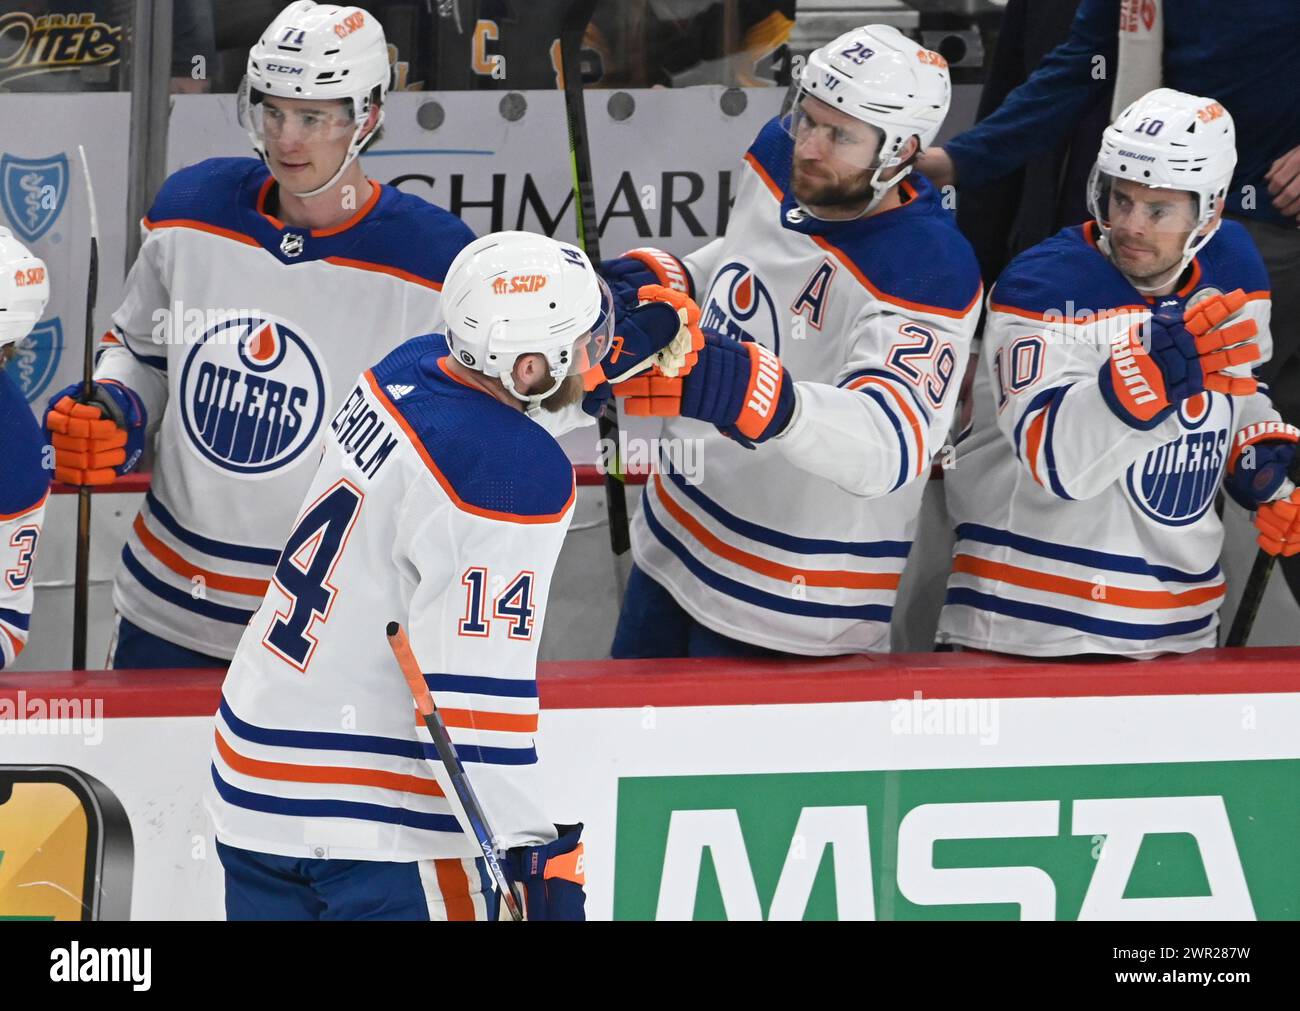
[0,227,51,355]
[785,25,950,216]
[1088,88,1237,293]
[441,232,615,408]
[238,2,390,198]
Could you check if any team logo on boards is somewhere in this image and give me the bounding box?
[1124,393,1231,526]
[0,12,123,90]
[179,313,328,477]
[1,153,69,243]
[12,317,62,403]
[700,261,783,352]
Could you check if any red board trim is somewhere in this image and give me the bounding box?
[3,649,1298,719]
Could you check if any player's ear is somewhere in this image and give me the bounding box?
[512,353,548,394]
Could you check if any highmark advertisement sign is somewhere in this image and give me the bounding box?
[613,762,1299,921]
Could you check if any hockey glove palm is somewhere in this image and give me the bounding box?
[1256,488,1300,557]
[581,285,705,415]
[1098,289,1259,429]
[44,380,146,485]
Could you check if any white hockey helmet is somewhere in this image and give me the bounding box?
[237,1,390,197]
[440,232,615,407]
[1087,88,1237,291]
[785,24,951,214]
[0,227,50,350]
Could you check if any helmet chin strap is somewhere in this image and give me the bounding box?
[1098,226,1207,296]
[497,355,566,410]
[792,157,912,223]
[279,115,378,199]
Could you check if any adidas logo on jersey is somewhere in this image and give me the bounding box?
[386,384,415,400]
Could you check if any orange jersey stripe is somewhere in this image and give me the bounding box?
[0,490,49,522]
[742,153,981,320]
[744,151,784,202]
[365,369,575,525]
[133,515,270,597]
[2,625,25,658]
[312,182,383,237]
[414,707,538,733]
[144,217,260,247]
[987,301,1148,324]
[846,375,926,476]
[323,256,442,291]
[434,858,478,920]
[1023,407,1049,487]
[654,473,899,591]
[953,554,1225,609]
[811,232,982,320]
[214,728,445,796]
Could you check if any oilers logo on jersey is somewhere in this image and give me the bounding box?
[1125,393,1230,526]
[700,261,782,349]
[178,313,327,476]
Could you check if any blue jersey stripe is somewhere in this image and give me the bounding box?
[1012,386,1068,463]
[858,386,910,492]
[660,468,912,559]
[955,523,1221,584]
[423,672,538,699]
[146,492,284,566]
[118,336,168,372]
[122,546,256,625]
[643,495,895,621]
[944,587,1216,640]
[839,368,933,422]
[1041,391,1074,501]
[211,765,464,833]
[0,607,31,632]
[220,697,538,766]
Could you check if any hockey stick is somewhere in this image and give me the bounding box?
[386,621,524,922]
[560,0,631,593]
[1224,468,1298,647]
[72,145,99,671]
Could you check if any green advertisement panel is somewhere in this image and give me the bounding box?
[614,760,1299,920]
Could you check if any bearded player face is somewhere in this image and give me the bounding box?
[790,97,882,209]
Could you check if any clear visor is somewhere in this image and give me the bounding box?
[781,88,887,171]
[445,276,616,399]
[1089,169,1203,235]
[569,276,616,376]
[237,78,358,147]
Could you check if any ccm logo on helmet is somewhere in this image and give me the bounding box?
[492,274,548,294]
[14,266,45,286]
[334,11,365,38]
[266,63,304,74]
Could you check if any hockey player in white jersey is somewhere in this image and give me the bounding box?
[937,89,1297,658]
[43,2,475,669]
[0,229,51,669]
[599,25,982,657]
[207,232,686,919]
